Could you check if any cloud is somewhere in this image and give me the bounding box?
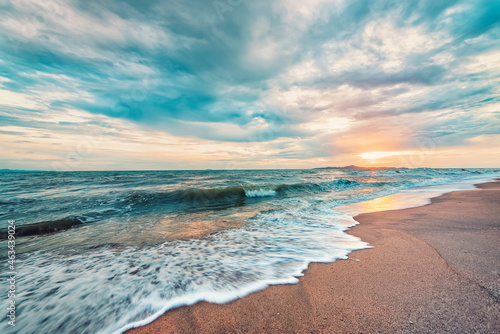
[0,0,499,169]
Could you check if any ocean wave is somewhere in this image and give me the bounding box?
[2,169,499,334]
[174,185,246,201]
[247,179,362,197]
[0,217,83,239]
[123,180,365,208]
[2,206,368,334]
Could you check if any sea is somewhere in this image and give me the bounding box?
[0,168,498,333]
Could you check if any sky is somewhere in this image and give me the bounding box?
[0,0,499,171]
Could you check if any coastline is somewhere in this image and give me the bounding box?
[126,180,500,333]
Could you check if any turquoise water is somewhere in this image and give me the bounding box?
[0,168,497,333]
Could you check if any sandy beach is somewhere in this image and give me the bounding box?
[127,180,500,333]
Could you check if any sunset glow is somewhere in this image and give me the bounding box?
[359,151,419,160]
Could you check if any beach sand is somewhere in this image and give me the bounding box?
[127,180,500,333]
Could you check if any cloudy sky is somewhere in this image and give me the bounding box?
[0,0,499,170]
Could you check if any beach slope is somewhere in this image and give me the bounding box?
[127,180,500,333]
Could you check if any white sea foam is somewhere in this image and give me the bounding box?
[244,188,277,197]
[0,200,369,334]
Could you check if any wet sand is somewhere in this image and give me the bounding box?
[127,180,500,333]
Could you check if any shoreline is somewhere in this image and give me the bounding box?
[126,180,500,333]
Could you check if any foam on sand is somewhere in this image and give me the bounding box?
[2,201,369,334]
